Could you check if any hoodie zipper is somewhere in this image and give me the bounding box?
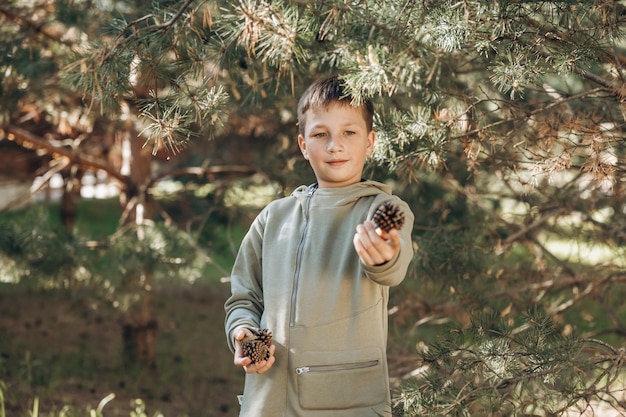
[289,184,317,327]
[295,360,379,375]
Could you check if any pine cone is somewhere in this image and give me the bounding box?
[372,202,405,232]
[241,328,273,363]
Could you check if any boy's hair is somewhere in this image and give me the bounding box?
[297,75,374,135]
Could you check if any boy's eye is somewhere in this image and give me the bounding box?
[312,132,326,138]
[345,130,356,136]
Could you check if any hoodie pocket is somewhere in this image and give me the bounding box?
[294,348,387,410]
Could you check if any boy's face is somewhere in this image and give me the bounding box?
[298,102,375,188]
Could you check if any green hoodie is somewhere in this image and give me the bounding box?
[225,180,415,416]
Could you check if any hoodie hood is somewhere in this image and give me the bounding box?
[291,180,392,207]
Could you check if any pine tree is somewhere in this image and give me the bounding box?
[2,0,626,413]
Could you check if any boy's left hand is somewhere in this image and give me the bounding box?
[353,220,401,266]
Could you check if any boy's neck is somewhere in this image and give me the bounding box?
[314,178,366,189]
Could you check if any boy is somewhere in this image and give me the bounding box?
[224,75,414,416]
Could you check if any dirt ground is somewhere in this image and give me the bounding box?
[0,280,245,417]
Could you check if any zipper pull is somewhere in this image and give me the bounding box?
[296,366,310,375]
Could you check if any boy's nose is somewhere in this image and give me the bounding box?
[326,135,344,152]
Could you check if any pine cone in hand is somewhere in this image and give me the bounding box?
[241,328,273,363]
[372,202,405,233]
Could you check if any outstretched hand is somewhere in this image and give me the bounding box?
[353,220,401,266]
[233,327,276,374]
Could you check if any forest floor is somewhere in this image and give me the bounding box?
[0,280,421,417]
[0,280,247,417]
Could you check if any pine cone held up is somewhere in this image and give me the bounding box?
[372,202,405,233]
[241,328,273,363]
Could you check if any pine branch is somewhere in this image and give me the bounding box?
[502,207,566,245]
[530,46,622,94]
[2,125,127,184]
[286,0,393,32]
[150,0,197,31]
[451,87,609,140]
[397,320,626,416]
[98,0,197,63]
[491,271,626,300]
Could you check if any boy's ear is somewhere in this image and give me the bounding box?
[298,135,310,160]
[366,131,376,156]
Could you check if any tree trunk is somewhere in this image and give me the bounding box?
[122,271,158,369]
[119,122,158,368]
[60,172,81,229]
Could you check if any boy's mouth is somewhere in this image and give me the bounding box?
[328,159,348,166]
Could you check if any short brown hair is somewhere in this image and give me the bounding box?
[297,75,374,135]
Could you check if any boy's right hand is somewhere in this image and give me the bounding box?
[233,326,276,374]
